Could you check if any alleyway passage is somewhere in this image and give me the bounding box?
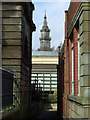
[33,103,58,120]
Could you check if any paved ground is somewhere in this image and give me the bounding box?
[34,103,58,120]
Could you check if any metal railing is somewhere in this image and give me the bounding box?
[1,68,14,113]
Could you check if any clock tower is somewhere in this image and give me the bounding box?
[39,12,51,51]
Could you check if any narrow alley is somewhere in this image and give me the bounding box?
[34,103,58,120]
[0,1,90,120]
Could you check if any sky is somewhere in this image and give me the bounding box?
[32,1,70,50]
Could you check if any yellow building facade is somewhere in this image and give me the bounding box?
[32,51,58,98]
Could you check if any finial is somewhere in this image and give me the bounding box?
[44,10,46,18]
[45,10,46,15]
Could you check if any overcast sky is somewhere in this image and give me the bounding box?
[32,1,70,50]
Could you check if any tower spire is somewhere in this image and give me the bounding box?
[39,12,51,51]
[45,10,46,18]
[43,10,47,26]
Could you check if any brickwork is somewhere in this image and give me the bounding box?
[69,39,72,95]
[57,1,90,119]
[67,2,80,30]
[67,2,90,119]
[57,46,64,119]
[73,27,78,96]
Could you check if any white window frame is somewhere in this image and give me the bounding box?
[78,32,80,96]
[72,43,74,95]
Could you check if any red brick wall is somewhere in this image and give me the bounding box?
[58,2,80,118]
[64,11,68,118]
[57,46,64,119]
[69,39,72,95]
[73,27,78,96]
[67,2,80,29]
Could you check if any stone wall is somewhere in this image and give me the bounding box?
[67,95,90,119]
[59,2,90,119]
[2,4,22,111]
[2,2,35,118]
[66,2,90,119]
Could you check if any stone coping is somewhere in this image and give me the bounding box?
[67,95,90,105]
[0,67,13,74]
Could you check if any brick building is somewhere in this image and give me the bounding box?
[2,2,36,118]
[57,1,90,119]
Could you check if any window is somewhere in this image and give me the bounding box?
[72,43,74,95]
[44,73,50,76]
[78,32,80,96]
[51,73,57,77]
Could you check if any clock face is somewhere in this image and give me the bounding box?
[41,32,44,38]
[41,32,49,38]
[45,32,49,38]
[46,42,49,48]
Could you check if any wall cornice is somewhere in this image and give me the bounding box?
[67,2,90,38]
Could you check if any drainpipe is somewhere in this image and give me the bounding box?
[64,10,68,119]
